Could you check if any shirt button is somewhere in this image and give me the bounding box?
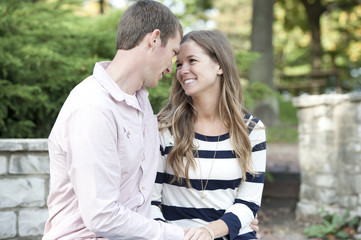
[141,186,145,190]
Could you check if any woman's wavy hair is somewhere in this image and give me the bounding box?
[157,30,254,187]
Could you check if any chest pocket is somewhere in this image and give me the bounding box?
[118,125,143,174]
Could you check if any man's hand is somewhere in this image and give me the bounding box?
[250,215,261,239]
[183,227,214,240]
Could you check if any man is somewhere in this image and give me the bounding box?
[43,1,184,239]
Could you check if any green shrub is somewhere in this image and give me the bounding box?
[304,209,360,239]
[0,0,120,137]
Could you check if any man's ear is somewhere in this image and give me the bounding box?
[150,29,161,47]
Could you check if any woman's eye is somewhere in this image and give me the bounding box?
[176,63,182,68]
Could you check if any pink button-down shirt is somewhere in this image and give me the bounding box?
[43,62,184,240]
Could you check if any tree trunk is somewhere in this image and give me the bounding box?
[299,0,326,71]
[99,0,104,14]
[250,0,279,127]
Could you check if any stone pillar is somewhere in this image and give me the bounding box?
[0,139,49,239]
[293,93,361,232]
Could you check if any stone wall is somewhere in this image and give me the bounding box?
[293,93,361,232]
[0,139,49,240]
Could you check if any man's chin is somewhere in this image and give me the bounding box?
[145,81,159,89]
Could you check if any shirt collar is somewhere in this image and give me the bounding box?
[93,61,149,111]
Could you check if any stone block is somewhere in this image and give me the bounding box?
[299,133,335,151]
[0,155,7,174]
[357,104,361,121]
[0,211,16,238]
[312,132,336,148]
[339,145,361,165]
[317,188,338,205]
[343,163,361,174]
[9,153,49,174]
[357,126,361,139]
[299,184,318,202]
[0,139,48,152]
[338,174,361,194]
[338,195,359,208]
[19,208,48,237]
[295,201,320,222]
[0,178,45,208]
[315,115,333,132]
[314,174,337,188]
[298,134,311,147]
[350,92,361,102]
[299,148,336,174]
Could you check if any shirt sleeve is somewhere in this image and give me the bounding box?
[220,119,266,240]
[66,106,183,240]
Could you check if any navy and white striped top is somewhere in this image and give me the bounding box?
[151,114,266,240]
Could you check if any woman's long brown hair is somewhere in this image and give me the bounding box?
[157,30,255,187]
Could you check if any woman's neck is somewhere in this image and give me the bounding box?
[193,95,228,136]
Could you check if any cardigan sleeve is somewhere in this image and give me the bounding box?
[151,128,172,222]
[220,118,266,239]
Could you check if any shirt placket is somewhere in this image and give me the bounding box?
[137,108,146,208]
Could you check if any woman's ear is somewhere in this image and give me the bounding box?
[217,68,223,75]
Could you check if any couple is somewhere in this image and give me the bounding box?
[43,0,266,239]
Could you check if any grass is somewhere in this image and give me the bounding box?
[266,97,299,144]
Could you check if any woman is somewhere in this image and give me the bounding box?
[151,30,266,240]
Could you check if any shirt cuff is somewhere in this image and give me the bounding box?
[163,222,184,240]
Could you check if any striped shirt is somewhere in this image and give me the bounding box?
[151,114,266,240]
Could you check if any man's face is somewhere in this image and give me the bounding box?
[144,32,181,89]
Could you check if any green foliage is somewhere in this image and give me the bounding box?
[147,69,174,114]
[170,0,214,20]
[0,0,120,137]
[274,0,361,92]
[266,125,298,144]
[234,50,260,74]
[304,209,360,239]
[243,82,277,111]
[278,96,298,125]
[265,95,298,143]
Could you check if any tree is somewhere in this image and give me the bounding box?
[249,0,279,127]
[0,0,120,137]
[275,0,361,93]
[300,0,360,71]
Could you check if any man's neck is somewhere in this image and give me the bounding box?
[106,49,144,95]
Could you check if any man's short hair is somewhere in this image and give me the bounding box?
[116,0,183,50]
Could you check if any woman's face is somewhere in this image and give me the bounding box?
[175,40,222,98]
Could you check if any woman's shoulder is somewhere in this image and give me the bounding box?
[158,126,174,147]
[243,112,265,128]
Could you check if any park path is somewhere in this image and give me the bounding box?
[259,143,308,240]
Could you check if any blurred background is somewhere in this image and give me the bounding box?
[1,0,360,140]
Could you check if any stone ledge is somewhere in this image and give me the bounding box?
[350,92,361,102]
[0,139,48,152]
[293,93,350,108]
